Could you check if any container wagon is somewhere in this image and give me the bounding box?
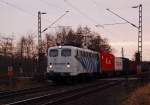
[99,52,114,76]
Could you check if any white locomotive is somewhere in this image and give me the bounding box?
[46,46,99,81]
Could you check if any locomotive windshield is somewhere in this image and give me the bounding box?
[61,49,71,57]
[49,49,58,57]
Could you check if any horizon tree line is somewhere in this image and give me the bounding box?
[0,26,112,59]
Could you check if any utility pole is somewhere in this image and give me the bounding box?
[38,11,69,51]
[41,11,69,33]
[38,11,41,54]
[136,4,142,62]
[132,4,143,75]
[121,47,124,58]
[121,47,128,84]
[106,4,143,62]
[38,11,46,54]
[37,11,46,78]
[41,11,69,46]
[37,11,69,78]
[106,6,143,75]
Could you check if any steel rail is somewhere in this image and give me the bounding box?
[6,80,120,105]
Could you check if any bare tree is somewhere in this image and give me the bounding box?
[88,35,112,52]
[17,36,26,58]
[39,33,56,54]
[26,35,36,58]
[0,37,14,56]
[56,26,84,47]
[45,34,56,52]
[55,27,68,45]
[40,26,112,53]
[17,34,36,58]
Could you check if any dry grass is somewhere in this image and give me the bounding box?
[122,83,150,105]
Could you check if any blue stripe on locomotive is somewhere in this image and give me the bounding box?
[76,56,99,73]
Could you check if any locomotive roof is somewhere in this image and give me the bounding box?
[48,46,98,54]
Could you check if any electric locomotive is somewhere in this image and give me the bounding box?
[46,46,99,81]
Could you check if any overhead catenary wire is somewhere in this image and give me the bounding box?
[38,0,65,11]
[103,22,127,26]
[106,8,138,29]
[88,0,127,27]
[96,22,127,28]
[0,0,35,17]
[83,0,133,37]
[64,0,103,27]
[42,11,70,33]
[64,0,122,38]
[90,0,131,10]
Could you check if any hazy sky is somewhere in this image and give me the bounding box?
[0,0,150,60]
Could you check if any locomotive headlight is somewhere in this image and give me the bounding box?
[47,63,53,72]
[49,63,53,69]
[49,65,53,68]
[66,63,70,68]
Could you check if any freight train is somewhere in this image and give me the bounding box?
[45,46,149,82]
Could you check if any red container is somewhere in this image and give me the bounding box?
[99,52,115,73]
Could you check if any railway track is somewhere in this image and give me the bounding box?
[4,80,121,105]
[0,85,52,99]
[0,80,102,104]
[0,84,67,105]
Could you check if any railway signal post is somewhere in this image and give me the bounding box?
[37,11,46,78]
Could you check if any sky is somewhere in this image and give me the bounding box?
[0,0,150,60]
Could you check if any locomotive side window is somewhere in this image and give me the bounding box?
[77,50,81,57]
[61,49,71,57]
[49,49,58,57]
[76,50,78,56]
[76,50,80,57]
